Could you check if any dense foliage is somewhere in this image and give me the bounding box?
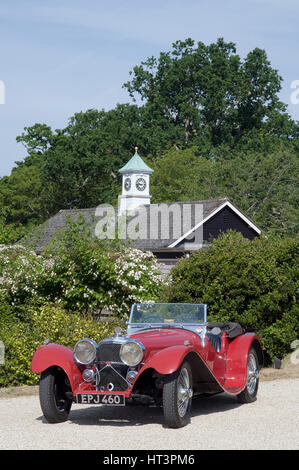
[0,38,298,386]
[0,221,162,387]
[124,38,296,147]
[0,302,122,387]
[0,37,297,240]
[0,220,163,318]
[162,231,299,361]
[150,145,298,236]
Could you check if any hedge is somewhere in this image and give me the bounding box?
[0,303,123,387]
[162,231,299,361]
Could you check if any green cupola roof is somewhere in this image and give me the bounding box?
[119,147,154,174]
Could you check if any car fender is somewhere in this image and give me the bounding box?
[224,333,263,393]
[139,344,193,376]
[31,344,82,391]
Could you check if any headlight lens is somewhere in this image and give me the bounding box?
[74,339,97,365]
[120,340,144,366]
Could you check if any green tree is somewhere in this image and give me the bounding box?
[150,145,298,236]
[150,146,217,202]
[124,38,297,151]
[9,37,298,239]
[0,164,47,243]
[0,165,44,225]
[215,146,299,236]
[16,105,167,214]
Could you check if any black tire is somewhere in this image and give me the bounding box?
[39,367,72,423]
[237,348,259,403]
[163,361,193,428]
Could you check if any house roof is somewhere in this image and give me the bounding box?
[168,199,261,248]
[129,198,229,250]
[24,197,260,254]
[24,208,97,254]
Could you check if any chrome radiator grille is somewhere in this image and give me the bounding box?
[97,341,121,363]
[96,339,130,391]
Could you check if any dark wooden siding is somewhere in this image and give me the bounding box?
[203,206,258,241]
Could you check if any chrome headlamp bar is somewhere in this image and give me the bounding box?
[73,338,98,365]
[119,339,145,367]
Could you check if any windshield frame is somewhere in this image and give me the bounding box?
[128,302,207,328]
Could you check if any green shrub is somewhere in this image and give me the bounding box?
[261,306,299,360]
[162,231,299,361]
[0,304,122,387]
[0,218,163,318]
[0,218,163,387]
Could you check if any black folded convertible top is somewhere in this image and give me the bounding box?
[206,322,243,339]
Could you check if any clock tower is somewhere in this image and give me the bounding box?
[118,147,154,215]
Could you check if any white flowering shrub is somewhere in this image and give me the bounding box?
[107,247,163,316]
[0,245,48,307]
[0,227,164,318]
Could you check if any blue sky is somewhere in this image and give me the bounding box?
[0,0,298,176]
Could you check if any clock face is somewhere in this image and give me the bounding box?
[136,177,146,192]
[124,177,131,191]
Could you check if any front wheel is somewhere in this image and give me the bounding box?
[237,348,260,403]
[39,367,73,423]
[163,362,193,428]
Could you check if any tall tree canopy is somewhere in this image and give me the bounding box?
[124,38,297,150]
[0,37,298,241]
[150,145,298,236]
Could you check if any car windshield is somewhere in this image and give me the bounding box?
[130,303,207,325]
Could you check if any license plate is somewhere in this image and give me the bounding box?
[76,393,125,406]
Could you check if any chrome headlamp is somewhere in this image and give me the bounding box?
[74,339,97,365]
[120,340,144,367]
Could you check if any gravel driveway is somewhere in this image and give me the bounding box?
[0,378,298,450]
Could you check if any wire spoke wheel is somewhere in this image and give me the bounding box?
[163,361,193,428]
[177,367,192,417]
[247,353,259,396]
[237,348,260,403]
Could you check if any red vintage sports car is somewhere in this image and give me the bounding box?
[31,303,263,428]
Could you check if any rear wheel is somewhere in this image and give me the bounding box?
[237,348,259,403]
[163,362,193,428]
[39,367,72,423]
